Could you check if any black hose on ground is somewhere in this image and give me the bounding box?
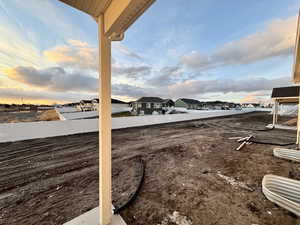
[113,158,145,214]
[245,125,295,146]
[250,140,295,146]
[254,126,274,132]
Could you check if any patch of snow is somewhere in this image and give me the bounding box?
[56,107,78,113]
[60,111,98,120]
[56,107,131,120]
[276,104,298,116]
[63,207,126,225]
[217,172,254,192]
[0,119,98,143]
[158,211,192,225]
[112,106,131,114]
[174,107,270,114]
[0,193,13,200]
[55,109,66,120]
[0,109,254,143]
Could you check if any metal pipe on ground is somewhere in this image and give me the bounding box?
[262,175,300,217]
[273,148,300,163]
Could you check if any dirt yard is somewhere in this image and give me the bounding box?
[0,112,300,225]
[0,110,59,123]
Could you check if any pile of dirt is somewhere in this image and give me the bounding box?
[0,111,42,123]
[0,110,59,123]
[283,117,297,126]
[37,109,60,121]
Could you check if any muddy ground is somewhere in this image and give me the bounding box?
[0,112,300,225]
[0,110,59,123]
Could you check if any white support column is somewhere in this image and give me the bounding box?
[98,14,112,225]
[273,100,278,126]
[275,101,279,124]
[297,89,300,146]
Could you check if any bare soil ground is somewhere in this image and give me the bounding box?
[0,112,300,225]
[0,110,59,123]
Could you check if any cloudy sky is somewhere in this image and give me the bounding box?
[0,0,299,104]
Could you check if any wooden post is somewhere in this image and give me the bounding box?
[98,14,112,225]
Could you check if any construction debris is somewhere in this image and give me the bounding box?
[236,135,253,151]
[228,136,244,140]
[217,172,254,192]
[158,211,193,225]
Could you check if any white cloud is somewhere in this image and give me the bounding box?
[147,66,182,86]
[0,87,95,103]
[181,15,297,69]
[168,76,291,98]
[180,51,211,69]
[112,65,151,78]
[4,66,98,93]
[113,42,143,60]
[44,40,98,71]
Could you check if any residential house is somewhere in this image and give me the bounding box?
[92,98,99,111]
[175,98,202,110]
[163,99,175,108]
[132,97,164,115]
[205,101,228,110]
[79,100,94,111]
[91,98,129,112]
[241,103,261,108]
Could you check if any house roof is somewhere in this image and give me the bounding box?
[91,98,127,104]
[80,100,93,103]
[136,97,164,103]
[111,98,127,104]
[92,98,99,103]
[163,99,174,103]
[178,98,201,105]
[271,86,300,98]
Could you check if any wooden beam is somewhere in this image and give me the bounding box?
[273,97,299,103]
[104,0,155,36]
[293,10,300,83]
[98,14,112,225]
[297,88,300,145]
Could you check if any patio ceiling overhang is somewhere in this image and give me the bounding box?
[59,0,155,40]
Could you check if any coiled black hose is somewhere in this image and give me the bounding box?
[113,158,145,214]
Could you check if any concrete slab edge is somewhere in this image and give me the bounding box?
[63,207,127,225]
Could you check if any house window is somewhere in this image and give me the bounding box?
[138,103,142,108]
[146,103,151,108]
[154,103,161,109]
